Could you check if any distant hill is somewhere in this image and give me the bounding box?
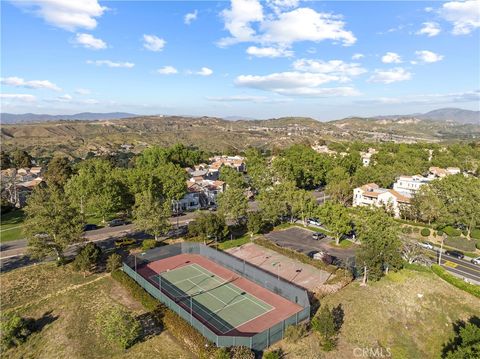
[372,108,479,125]
[0,112,137,124]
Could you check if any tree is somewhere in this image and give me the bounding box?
[0,150,12,169]
[188,212,228,244]
[325,166,352,205]
[317,201,352,245]
[245,148,273,191]
[401,238,430,265]
[96,306,141,349]
[11,150,32,168]
[43,156,73,189]
[247,211,264,236]
[106,253,123,272]
[73,242,101,277]
[217,186,248,224]
[311,305,338,351]
[289,188,317,224]
[257,184,290,224]
[231,346,255,359]
[219,166,246,189]
[355,208,402,283]
[24,186,83,264]
[444,321,480,359]
[0,313,32,349]
[133,191,171,241]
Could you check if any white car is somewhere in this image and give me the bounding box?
[472,257,480,265]
[307,218,321,226]
[419,242,434,250]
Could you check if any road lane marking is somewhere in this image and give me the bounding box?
[444,261,458,268]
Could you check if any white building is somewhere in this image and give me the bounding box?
[174,179,225,212]
[392,175,433,196]
[360,148,377,167]
[429,166,461,178]
[353,183,411,218]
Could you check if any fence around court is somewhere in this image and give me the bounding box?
[123,242,310,351]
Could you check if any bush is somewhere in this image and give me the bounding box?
[431,265,480,298]
[215,347,230,359]
[442,226,461,237]
[96,306,141,349]
[263,348,284,359]
[142,239,157,251]
[437,230,444,236]
[106,253,122,272]
[445,237,477,252]
[0,313,32,349]
[111,270,158,311]
[412,227,420,234]
[73,242,101,277]
[284,323,307,342]
[401,226,413,234]
[471,228,480,240]
[421,228,430,237]
[231,346,255,359]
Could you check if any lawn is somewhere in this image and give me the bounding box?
[270,268,480,359]
[0,263,192,359]
[217,235,251,250]
[0,210,26,242]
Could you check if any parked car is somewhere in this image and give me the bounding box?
[312,232,326,240]
[307,218,321,226]
[83,224,98,231]
[471,257,480,265]
[108,219,128,227]
[114,238,136,248]
[419,241,434,250]
[444,250,465,259]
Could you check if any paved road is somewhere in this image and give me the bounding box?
[426,249,480,284]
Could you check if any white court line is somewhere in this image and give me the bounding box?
[190,263,273,311]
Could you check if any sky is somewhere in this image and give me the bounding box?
[1,0,479,121]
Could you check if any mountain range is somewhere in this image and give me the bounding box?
[0,112,137,124]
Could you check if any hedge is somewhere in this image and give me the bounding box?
[431,265,480,298]
[420,228,430,237]
[111,270,158,311]
[444,236,477,252]
[471,228,480,240]
[254,237,335,273]
[442,226,462,237]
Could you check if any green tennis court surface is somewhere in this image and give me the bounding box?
[150,263,274,334]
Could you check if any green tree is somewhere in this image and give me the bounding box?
[257,184,290,225]
[311,305,337,351]
[188,212,228,244]
[317,201,352,245]
[245,148,273,191]
[96,306,141,349]
[11,150,32,168]
[411,186,446,225]
[0,313,32,349]
[106,253,123,272]
[444,322,480,359]
[355,208,402,283]
[217,186,248,224]
[325,166,352,205]
[73,242,101,277]
[24,186,83,264]
[43,156,73,189]
[0,150,13,169]
[219,166,246,188]
[247,211,264,236]
[133,191,171,241]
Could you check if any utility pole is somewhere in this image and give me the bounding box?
[438,234,446,265]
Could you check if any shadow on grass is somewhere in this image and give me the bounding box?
[441,316,480,357]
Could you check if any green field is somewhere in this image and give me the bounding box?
[0,210,25,242]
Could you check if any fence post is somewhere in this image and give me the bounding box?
[295,312,298,325]
[250,336,253,349]
[282,319,285,339]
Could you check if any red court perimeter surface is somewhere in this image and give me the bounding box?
[137,253,303,336]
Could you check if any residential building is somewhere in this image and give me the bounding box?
[174,179,225,212]
[392,175,433,196]
[353,183,411,218]
[429,166,461,178]
[1,167,44,207]
[360,148,377,167]
[209,155,246,172]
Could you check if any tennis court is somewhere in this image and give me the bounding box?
[149,263,274,334]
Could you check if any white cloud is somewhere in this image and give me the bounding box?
[425,7,434,13]
[206,95,290,103]
[1,76,62,91]
[157,66,178,75]
[54,94,73,102]
[415,50,444,63]
[218,1,356,47]
[74,33,107,49]
[368,68,412,84]
[14,0,106,31]
[352,53,364,60]
[143,34,166,52]
[416,22,441,37]
[235,71,360,97]
[0,93,37,102]
[184,10,198,25]
[356,90,480,105]
[75,88,91,95]
[440,0,480,35]
[86,60,135,68]
[292,59,367,78]
[195,67,213,76]
[266,0,299,14]
[246,46,293,58]
[381,52,402,64]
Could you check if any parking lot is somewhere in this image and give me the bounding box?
[265,226,357,264]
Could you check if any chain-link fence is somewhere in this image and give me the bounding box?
[123,242,310,351]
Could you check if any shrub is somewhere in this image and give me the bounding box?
[142,239,157,251]
[412,227,420,234]
[445,237,476,252]
[471,228,480,240]
[437,230,444,236]
[431,265,480,298]
[111,270,158,311]
[442,226,461,237]
[231,346,255,359]
[215,347,230,359]
[106,253,122,272]
[73,242,101,277]
[420,228,430,237]
[312,305,338,351]
[96,306,141,349]
[263,348,284,359]
[284,323,307,342]
[0,313,32,349]
[401,226,413,234]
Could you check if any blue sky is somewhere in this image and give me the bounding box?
[1,0,479,120]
